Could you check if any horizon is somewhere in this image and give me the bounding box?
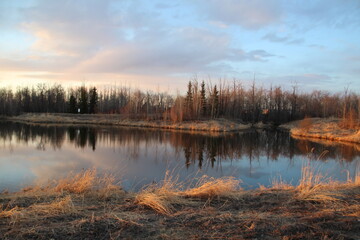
[1,0,360,94]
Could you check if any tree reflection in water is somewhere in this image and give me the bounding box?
[0,121,359,168]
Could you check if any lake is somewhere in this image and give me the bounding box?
[0,121,359,192]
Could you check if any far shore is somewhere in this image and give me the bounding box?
[2,114,360,144]
[2,113,258,132]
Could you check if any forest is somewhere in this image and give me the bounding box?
[0,79,359,125]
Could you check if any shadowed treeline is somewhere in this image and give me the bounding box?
[0,122,359,164]
[0,80,359,124]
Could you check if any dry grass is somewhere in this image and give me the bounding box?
[182,176,240,198]
[54,169,97,194]
[0,196,75,225]
[297,163,326,191]
[270,176,293,190]
[135,171,185,215]
[290,117,360,144]
[135,192,174,215]
[30,195,76,215]
[1,167,360,239]
[53,169,121,198]
[257,161,360,205]
[299,116,313,131]
[347,164,360,186]
[339,109,360,130]
[356,168,360,185]
[296,162,332,202]
[0,206,23,219]
[135,173,241,215]
[294,162,360,203]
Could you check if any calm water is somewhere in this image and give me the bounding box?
[0,121,359,192]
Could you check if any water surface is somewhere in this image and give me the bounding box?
[0,121,359,191]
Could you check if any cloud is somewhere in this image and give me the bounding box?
[262,32,304,45]
[73,27,275,75]
[194,0,283,29]
[289,0,360,29]
[308,44,325,50]
[21,0,117,57]
[262,32,288,42]
[230,49,275,62]
[287,38,304,45]
[1,0,358,92]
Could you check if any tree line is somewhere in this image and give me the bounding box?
[0,80,359,125]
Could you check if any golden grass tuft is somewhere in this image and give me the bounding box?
[0,206,23,218]
[10,169,123,203]
[135,192,174,215]
[30,195,76,215]
[0,196,76,225]
[0,206,24,225]
[134,171,183,215]
[96,174,123,199]
[135,173,241,214]
[354,165,360,185]
[294,162,353,202]
[270,176,293,190]
[53,169,123,198]
[55,169,97,194]
[297,164,325,192]
[182,176,241,198]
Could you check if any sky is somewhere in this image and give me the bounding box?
[0,0,359,93]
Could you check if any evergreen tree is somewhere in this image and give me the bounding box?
[79,86,88,114]
[185,81,193,119]
[200,81,207,117]
[69,94,77,113]
[211,85,219,118]
[89,87,98,114]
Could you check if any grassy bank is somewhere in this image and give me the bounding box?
[280,118,360,144]
[1,168,359,239]
[5,113,252,132]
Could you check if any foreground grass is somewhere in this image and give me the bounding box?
[0,169,359,239]
[5,113,252,132]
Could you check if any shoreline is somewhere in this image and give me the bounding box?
[1,169,359,239]
[3,113,259,132]
[2,114,360,144]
